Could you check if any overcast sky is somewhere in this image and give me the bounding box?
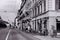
[0,0,21,23]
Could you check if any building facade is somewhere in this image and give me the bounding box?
[17,0,60,35]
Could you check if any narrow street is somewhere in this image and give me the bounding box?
[0,0,60,40]
[0,28,60,40]
[0,28,40,40]
[8,29,40,40]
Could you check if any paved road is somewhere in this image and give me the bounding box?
[0,28,60,40]
[0,28,40,40]
[0,28,9,40]
[8,29,40,40]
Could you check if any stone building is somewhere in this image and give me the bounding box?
[17,0,60,35]
[16,0,31,30]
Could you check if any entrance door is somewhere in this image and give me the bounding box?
[57,22,60,33]
[56,19,60,33]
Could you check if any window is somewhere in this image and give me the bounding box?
[44,0,46,11]
[33,9,35,17]
[30,9,33,17]
[39,5,42,14]
[37,6,39,15]
[42,1,44,13]
[56,0,60,10]
[42,0,46,13]
[39,0,46,14]
[38,6,40,15]
[35,7,36,16]
[32,0,35,3]
[32,9,34,17]
[26,12,29,16]
[20,11,22,15]
[35,7,38,16]
[59,0,60,9]
[39,1,42,14]
[34,8,35,17]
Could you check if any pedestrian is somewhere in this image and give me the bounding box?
[43,28,48,36]
[27,26,30,32]
[51,25,57,37]
[27,22,31,32]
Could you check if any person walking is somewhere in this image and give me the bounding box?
[43,28,48,36]
[51,25,57,37]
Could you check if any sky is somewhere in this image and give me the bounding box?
[0,0,22,23]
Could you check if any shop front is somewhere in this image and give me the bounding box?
[32,17,49,35]
[40,17,48,35]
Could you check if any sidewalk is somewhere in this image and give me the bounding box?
[34,35,60,40]
[22,31,60,40]
[17,29,60,40]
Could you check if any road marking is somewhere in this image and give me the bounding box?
[5,29,11,40]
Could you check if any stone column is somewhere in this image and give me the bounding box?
[48,16,56,35]
[30,21,33,29]
[36,20,39,32]
[42,19,44,34]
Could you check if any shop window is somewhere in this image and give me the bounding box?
[35,20,36,31]
[37,19,42,31]
[44,20,47,28]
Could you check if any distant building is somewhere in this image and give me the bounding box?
[0,16,9,28]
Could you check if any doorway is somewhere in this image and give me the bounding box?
[56,19,60,33]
